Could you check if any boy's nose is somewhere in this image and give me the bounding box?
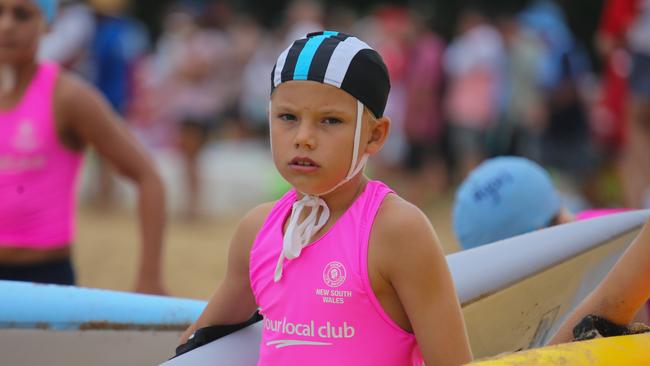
[293,122,316,150]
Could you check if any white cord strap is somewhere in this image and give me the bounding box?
[272,100,369,282]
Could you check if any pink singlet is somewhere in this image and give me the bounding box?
[0,63,83,248]
[575,208,630,221]
[250,180,424,365]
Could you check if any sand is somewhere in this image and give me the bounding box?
[74,197,459,300]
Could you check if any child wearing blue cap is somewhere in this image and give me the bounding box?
[180,32,472,365]
[453,156,574,249]
[453,156,631,249]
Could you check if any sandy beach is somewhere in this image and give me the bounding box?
[74,196,459,300]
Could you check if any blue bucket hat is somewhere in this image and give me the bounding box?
[453,156,561,249]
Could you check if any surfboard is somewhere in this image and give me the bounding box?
[162,209,650,364]
[0,281,205,365]
[2,210,648,365]
[469,333,650,365]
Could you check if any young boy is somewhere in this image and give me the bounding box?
[181,32,472,365]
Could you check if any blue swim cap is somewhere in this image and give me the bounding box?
[453,156,561,249]
[33,0,58,24]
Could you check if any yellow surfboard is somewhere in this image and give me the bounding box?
[470,333,650,365]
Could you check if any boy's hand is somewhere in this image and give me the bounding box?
[180,323,199,345]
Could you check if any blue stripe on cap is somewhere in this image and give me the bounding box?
[293,31,338,80]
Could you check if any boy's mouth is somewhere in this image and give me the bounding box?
[289,157,320,169]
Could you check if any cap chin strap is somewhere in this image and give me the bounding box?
[271,100,368,282]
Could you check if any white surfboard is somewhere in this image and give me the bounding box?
[163,209,650,364]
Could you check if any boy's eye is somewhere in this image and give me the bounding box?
[278,113,297,122]
[13,7,34,22]
[322,118,342,125]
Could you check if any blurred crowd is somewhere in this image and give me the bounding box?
[39,0,650,217]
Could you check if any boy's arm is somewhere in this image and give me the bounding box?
[374,198,472,366]
[549,218,650,344]
[56,73,166,294]
[180,202,273,343]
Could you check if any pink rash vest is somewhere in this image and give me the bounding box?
[250,180,424,365]
[0,63,83,248]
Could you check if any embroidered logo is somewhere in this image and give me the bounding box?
[323,261,346,288]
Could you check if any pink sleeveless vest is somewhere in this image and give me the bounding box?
[250,180,423,365]
[0,63,83,248]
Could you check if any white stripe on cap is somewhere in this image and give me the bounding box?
[273,47,290,87]
[323,37,371,88]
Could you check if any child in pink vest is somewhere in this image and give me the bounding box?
[181,32,472,365]
[0,0,166,294]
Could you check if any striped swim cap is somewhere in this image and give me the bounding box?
[271,31,390,118]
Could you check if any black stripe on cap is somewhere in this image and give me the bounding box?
[280,38,308,83]
[340,48,391,117]
[306,36,344,83]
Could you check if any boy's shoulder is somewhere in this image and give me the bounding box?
[227,201,278,257]
[372,194,437,247]
[236,201,279,238]
[369,193,443,278]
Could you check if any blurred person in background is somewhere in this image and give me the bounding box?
[453,156,571,250]
[452,156,628,250]
[0,0,166,293]
[585,0,635,209]
[592,0,634,161]
[155,2,231,219]
[87,0,149,207]
[282,0,324,45]
[443,7,506,179]
[519,1,595,200]
[324,4,357,35]
[617,0,650,209]
[401,10,447,205]
[496,11,547,161]
[90,0,147,116]
[237,1,323,139]
[38,0,95,76]
[359,6,410,185]
[237,18,277,136]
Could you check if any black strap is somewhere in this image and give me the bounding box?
[573,314,634,341]
[173,311,263,358]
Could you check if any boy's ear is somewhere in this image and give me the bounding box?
[365,116,390,155]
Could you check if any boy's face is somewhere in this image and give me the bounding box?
[270,80,387,195]
[0,0,45,64]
